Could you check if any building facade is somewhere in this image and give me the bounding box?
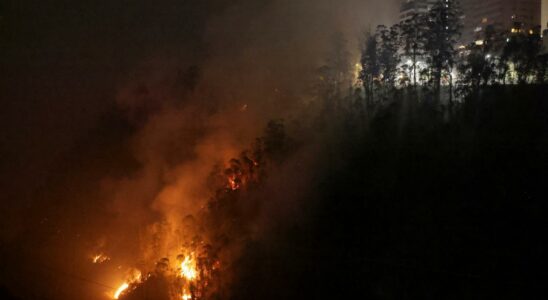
[399,0,436,22]
[460,0,542,45]
[543,0,548,34]
[399,0,543,45]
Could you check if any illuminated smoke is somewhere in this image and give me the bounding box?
[0,1,397,299]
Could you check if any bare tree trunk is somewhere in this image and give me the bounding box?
[448,72,453,108]
[435,67,442,103]
[413,57,417,87]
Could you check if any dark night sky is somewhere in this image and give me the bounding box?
[0,0,396,213]
[1,1,212,192]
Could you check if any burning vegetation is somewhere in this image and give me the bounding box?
[98,120,288,300]
[92,254,111,264]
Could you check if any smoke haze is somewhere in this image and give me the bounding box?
[0,0,397,299]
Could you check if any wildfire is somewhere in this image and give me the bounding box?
[180,254,197,281]
[113,283,129,299]
[98,136,265,300]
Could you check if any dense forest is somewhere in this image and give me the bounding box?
[230,84,548,299]
[231,1,548,297]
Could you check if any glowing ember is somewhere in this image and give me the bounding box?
[182,292,192,300]
[113,283,129,299]
[228,177,240,190]
[180,255,197,280]
[92,253,110,264]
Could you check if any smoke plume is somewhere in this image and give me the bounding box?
[0,0,397,299]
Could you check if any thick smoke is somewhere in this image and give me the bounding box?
[100,0,397,277]
[0,0,396,299]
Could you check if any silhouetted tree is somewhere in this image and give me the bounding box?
[500,29,542,84]
[399,12,427,87]
[317,32,352,111]
[377,24,402,88]
[536,52,548,84]
[456,25,500,95]
[359,30,380,106]
[359,25,401,106]
[422,0,462,102]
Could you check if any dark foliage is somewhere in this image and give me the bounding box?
[231,85,548,299]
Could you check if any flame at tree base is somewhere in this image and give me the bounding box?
[112,250,219,300]
[114,283,129,299]
[101,121,283,300]
[180,254,197,281]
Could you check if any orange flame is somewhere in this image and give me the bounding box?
[182,292,192,300]
[113,283,129,299]
[180,254,197,280]
[112,269,141,299]
[92,253,110,264]
[228,177,240,190]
